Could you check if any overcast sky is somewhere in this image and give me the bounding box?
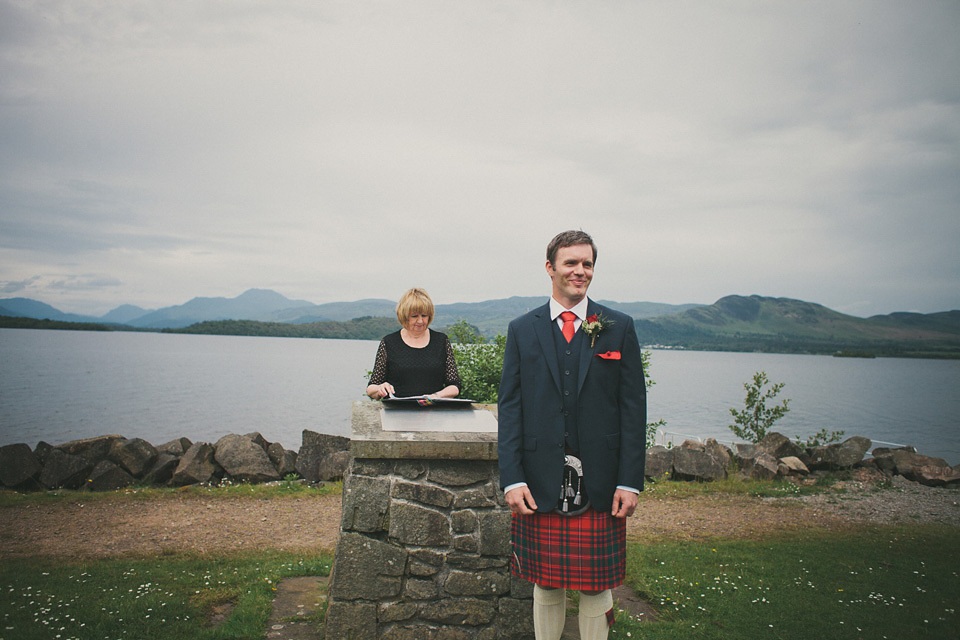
[1,1,958,318]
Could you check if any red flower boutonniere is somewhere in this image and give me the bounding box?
[581,312,613,348]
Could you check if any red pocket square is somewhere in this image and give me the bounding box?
[596,351,621,360]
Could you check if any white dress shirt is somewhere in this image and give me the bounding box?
[549,296,589,334]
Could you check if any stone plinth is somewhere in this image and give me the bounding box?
[325,401,533,640]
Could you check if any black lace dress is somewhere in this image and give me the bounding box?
[367,329,461,397]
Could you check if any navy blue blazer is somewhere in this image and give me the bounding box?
[497,299,647,512]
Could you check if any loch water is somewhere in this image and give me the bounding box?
[1,329,958,464]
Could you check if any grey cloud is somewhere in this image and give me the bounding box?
[0,1,956,317]
[47,275,122,291]
[1,276,40,294]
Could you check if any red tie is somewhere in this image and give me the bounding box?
[560,311,576,343]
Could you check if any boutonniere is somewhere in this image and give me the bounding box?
[581,312,613,348]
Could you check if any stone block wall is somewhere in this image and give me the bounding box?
[325,456,533,639]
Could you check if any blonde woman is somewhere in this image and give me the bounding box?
[366,288,461,399]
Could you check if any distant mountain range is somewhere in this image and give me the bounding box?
[0,289,700,332]
[2,289,958,357]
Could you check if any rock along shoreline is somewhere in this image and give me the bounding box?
[1,430,958,493]
[0,430,351,492]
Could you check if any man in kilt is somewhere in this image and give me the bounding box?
[498,230,647,640]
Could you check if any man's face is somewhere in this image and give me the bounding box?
[546,243,594,307]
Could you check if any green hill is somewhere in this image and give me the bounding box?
[636,295,960,358]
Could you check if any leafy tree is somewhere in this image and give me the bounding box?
[728,371,791,443]
[446,320,487,345]
[447,319,506,404]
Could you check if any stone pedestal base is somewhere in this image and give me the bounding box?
[325,401,533,640]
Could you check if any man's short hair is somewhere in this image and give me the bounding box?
[396,287,435,326]
[546,230,597,266]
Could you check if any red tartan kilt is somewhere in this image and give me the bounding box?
[510,508,626,591]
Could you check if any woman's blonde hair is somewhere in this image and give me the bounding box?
[396,287,435,326]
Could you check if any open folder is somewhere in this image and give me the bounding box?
[381,395,476,407]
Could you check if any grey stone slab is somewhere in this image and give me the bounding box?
[350,401,499,461]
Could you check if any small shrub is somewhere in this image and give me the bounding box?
[448,319,506,404]
[794,427,845,448]
[728,371,791,443]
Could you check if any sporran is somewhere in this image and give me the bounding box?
[555,454,590,516]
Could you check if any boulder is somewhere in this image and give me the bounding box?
[39,449,95,489]
[318,450,351,481]
[704,438,733,469]
[807,436,872,471]
[86,460,136,491]
[910,465,960,487]
[157,437,193,456]
[171,442,222,486]
[54,435,125,464]
[0,443,43,489]
[142,453,180,486]
[108,438,158,477]
[266,442,284,466]
[34,441,54,466]
[243,431,270,451]
[779,456,809,475]
[756,432,805,461]
[267,442,298,477]
[672,441,726,482]
[644,445,675,480]
[214,434,280,483]
[871,448,949,477]
[739,452,779,480]
[872,445,917,457]
[734,443,758,460]
[296,431,351,483]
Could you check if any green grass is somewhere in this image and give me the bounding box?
[0,477,340,507]
[642,472,826,500]
[0,482,340,639]
[0,551,332,640]
[613,525,960,639]
[3,479,957,639]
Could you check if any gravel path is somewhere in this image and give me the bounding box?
[1,477,957,560]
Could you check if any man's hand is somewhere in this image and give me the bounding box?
[505,486,538,515]
[611,488,638,518]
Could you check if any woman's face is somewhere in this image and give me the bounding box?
[405,313,430,334]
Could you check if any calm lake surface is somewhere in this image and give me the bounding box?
[2,329,958,464]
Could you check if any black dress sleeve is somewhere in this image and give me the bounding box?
[443,335,461,390]
[368,339,388,386]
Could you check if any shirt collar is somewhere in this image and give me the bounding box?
[550,296,590,321]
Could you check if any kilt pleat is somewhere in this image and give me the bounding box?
[510,508,626,591]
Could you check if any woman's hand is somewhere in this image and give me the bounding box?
[366,382,395,399]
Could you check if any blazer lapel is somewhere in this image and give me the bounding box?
[577,299,598,394]
[532,303,562,393]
